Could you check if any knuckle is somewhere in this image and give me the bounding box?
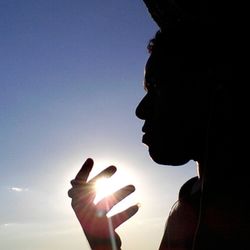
[68,188,73,197]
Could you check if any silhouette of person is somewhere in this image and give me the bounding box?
[136,30,235,250]
[68,1,245,250]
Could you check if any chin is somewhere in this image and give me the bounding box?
[148,146,190,166]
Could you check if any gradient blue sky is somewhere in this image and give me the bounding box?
[0,1,197,249]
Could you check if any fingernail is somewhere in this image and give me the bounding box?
[86,158,93,163]
[136,202,141,208]
[126,185,135,192]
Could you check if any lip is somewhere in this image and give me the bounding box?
[142,123,150,133]
[142,133,150,145]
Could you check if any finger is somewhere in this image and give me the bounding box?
[88,165,117,185]
[68,187,87,198]
[71,179,86,187]
[68,186,95,204]
[75,158,94,182]
[96,185,135,212]
[111,204,139,229]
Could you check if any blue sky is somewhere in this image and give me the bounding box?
[0,1,197,249]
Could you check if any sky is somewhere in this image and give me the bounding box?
[0,1,197,250]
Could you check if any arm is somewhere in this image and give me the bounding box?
[68,158,139,250]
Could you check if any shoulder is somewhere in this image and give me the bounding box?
[178,176,201,202]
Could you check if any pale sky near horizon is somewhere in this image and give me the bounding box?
[0,1,197,249]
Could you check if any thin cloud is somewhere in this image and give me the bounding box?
[0,223,17,227]
[1,223,11,227]
[9,187,29,192]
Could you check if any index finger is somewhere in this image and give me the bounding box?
[75,158,94,182]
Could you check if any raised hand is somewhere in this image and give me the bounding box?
[68,158,139,250]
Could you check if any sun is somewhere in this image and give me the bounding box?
[92,160,138,217]
[94,177,114,203]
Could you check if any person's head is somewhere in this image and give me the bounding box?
[136,30,225,166]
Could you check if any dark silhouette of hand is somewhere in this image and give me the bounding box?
[68,158,139,250]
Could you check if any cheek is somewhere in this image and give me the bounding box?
[151,95,199,143]
[154,94,194,122]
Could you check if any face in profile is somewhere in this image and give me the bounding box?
[136,52,210,166]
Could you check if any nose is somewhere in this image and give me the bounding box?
[135,94,151,120]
